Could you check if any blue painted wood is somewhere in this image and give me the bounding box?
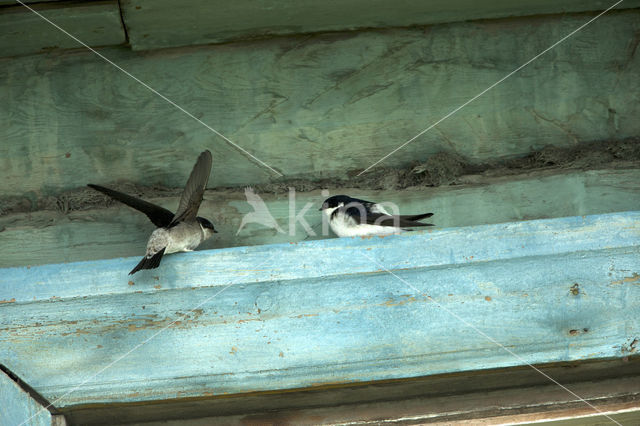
[0,212,639,407]
[0,368,53,426]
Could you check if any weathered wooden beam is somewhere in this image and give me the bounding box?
[119,0,640,50]
[61,358,640,425]
[1,10,639,194]
[0,1,126,58]
[1,212,638,408]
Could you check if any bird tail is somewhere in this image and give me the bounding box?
[129,248,166,275]
[401,213,434,221]
[395,212,435,228]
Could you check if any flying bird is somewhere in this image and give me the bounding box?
[320,195,433,237]
[88,150,217,274]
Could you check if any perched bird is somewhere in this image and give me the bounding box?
[88,150,217,274]
[320,195,433,237]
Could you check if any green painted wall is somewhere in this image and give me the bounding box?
[1,10,639,197]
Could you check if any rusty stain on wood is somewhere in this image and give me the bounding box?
[611,272,640,285]
[381,296,418,307]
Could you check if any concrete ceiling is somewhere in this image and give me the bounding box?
[1,0,640,57]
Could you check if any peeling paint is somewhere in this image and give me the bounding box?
[381,296,417,307]
[611,273,640,285]
[0,211,638,407]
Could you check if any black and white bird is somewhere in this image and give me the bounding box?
[320,195,434,237]
[88,150,217,275]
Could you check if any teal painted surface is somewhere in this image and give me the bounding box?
[1,10,639,195]
[0,368,52,426]
[0,212,638,407]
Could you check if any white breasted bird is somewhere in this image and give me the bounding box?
[320,195,434,237]
[88,150,217,274]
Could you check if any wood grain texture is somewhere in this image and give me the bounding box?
[0,1,126,58]
[119,0,640,51]
[1,10,639,195]
[0,212,638,408]
[1,168,638,269]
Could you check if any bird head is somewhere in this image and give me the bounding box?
[197,217,218,237]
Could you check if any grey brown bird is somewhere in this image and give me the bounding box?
[88,150,217,274]
[320,195,433,237]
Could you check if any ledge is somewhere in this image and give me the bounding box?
[1,212,639,409]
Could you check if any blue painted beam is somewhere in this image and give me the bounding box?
[0,212,639,408]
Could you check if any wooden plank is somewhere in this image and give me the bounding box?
[0,365,65,426]
[0,1,63,5]
[119,0,640,50]
[1,10,639,194]
[61,358,640,425]
[1,168,638,269]
[0,1,126,58]
[0,212,638,407]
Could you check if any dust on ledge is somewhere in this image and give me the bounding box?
[1,137,638,216]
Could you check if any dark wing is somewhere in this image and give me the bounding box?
[129,248,166,275]
[343,206,434,228]
[87,184,174,228]
[170,150,213,226]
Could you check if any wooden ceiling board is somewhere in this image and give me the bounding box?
[0,0,126,57]
[119,0,640,51]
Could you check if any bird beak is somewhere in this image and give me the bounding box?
[214,230,218,233]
